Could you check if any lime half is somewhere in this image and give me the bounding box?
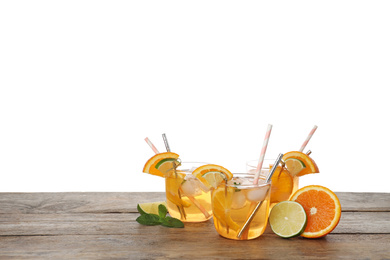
[284,158,306,176]
[269,201,307,238]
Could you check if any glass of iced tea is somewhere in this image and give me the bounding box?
[211,174,271,240]
[164,162,213,222]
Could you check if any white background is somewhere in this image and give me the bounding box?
[1,1,389,193]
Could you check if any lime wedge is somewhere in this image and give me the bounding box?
[284,158,306,176]
[155,159,181,177]
[269,201,307,238]
[138,201,167,215]
[155,158,178,169]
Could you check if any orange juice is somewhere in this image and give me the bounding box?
[164,163,212,222]
[211,175,271,240]
[247,159,298,208]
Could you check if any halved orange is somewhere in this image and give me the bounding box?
[143,152,180,178]
[192,164,233,189]
[270,166,294,204]
[283,151,319,177]
[290,185,341,238]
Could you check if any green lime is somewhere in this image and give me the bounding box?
[138,201,167,215]
[269,201,307,238]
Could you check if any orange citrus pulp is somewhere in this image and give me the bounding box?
[142,152,180,178]
[283,151,319,177]
[192,164,233,189]
[212,186,240,231]
[290,185,341,238]
[165,173,191,207]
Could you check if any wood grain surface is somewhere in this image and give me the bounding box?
[1,192,389,259]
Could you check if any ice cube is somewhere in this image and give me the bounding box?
[231,190,247,209]
[180,178,202,197]
[246,186,269,202]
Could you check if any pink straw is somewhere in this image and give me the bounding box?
[254,124,273,184]
[144,137,160,154]
[299,125,318,152]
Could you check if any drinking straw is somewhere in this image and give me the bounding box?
[254,124,273,185]
[161,133,187,220]
[224,179,230,234]
[265,153,284,183]
[299,125,318,152]
[179,187,211,219]
[237,154,284,239]
[144,137,160,154]
[162,133,171,152]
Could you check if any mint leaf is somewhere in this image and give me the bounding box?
[137,204,148,215]
[136,203,184,228]
[136,214,161,226]
[158,204,168,219]
[161,216,184,228]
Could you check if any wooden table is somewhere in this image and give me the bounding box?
[0,192,389,259]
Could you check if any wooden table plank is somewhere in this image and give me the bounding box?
[0,192,163,214]
[0,212,389,236]
[0,234,389,259]
[1,192,390,214]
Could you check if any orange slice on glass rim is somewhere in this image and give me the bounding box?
[282,151,319,177]
[192,164,233,189]
[290,185,341,238]
[143,152,180,178]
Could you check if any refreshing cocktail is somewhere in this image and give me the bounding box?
[247,159,298,207]
[211,174,271,240]
[247,152,319,208]
[165,162,213,222]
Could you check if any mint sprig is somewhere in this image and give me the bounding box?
[136,204,184,228]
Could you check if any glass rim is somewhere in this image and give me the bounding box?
[225,173,271,188]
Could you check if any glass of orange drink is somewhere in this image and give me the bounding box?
[164,162,214,222]
[211,174,271,240]
[246,151,319,208]
[247,159,298,208]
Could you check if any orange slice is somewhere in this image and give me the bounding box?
[143,152,180,178]
[283,151,319,177]
[290,185,341,238]
[212,187,240,231]
[270,166,294,204]
[166,177,191,208]
[192,164,233,189]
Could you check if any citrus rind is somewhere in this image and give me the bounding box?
[192,164,233,189]
[283,151,319,177]
[143,152,180,177]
